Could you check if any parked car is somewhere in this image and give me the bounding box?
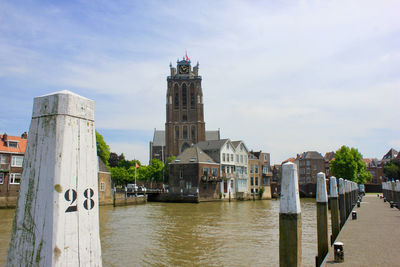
[139,186,146,192]
[126,184,138,192]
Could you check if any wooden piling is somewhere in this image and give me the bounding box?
[279,162,301,267]
[316,172,328,267]
[338,178,346,228]
[6,91,102,266]
[345,180,351,218]
[329,176,340,244]
[395,180,400,210]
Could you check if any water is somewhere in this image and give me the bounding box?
[1,199,326,266]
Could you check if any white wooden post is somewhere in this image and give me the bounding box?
[7,91,102,266]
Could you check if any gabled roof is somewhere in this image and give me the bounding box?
[152,130,165,146]
[300,151,324,160]
[206,130,220,141]
[196,139,230,151]
[382,148,398,160]
[231,140,248,152]
[324,152,335,162]
[98,157,110,173]
[172,145,217,164]
[0,134,27,154]
[282,158,295,164]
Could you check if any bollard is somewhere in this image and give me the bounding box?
[334,242,344,262]
[316,172,329,267]
[338,178,346,228]
[345,180,351,218]
[329,176,340,244]
[395,180,400,210]
[6,91,102,266]
[279,162,301,267]
[352,211,357,220]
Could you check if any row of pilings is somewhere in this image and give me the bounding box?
[382,180,400,209]
[279,162,360,267]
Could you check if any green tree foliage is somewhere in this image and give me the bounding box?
[384,160,400,180]
[96,131,110,166]
[330,145,372,184]
[110,167,131,186]
[109,152,119,167]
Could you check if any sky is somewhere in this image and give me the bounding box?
[0,0,399,165]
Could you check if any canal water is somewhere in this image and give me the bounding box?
[0,199,328,266]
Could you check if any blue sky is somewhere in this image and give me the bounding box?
[1,0,399,164]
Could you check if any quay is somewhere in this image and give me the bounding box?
[324,194,400,266]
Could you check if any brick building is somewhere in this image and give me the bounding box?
[297,151,325,184]
[0,132,28,208]
[362,158,384,185]
[248,151,272,199]
[98,157,113,205]
[168,145,220,202]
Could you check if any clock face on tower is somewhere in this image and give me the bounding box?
[178,65,189,74]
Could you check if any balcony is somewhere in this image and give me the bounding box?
[0,163,10,172]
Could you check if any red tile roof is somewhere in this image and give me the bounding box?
[281,157,295,165]
[0,134,27,154]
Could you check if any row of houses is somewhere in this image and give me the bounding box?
[167,138,272,202]
[0,132,113,208]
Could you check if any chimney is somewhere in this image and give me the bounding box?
[21,132,28,139]
[3,133,7,142]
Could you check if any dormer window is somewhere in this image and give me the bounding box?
[8,141,18,148]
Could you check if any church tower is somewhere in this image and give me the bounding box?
[165,56,206,158]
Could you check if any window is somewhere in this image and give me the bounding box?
[306,168,310,174]
[10,173,21,184]
[190,84,195,108]
[250,165,254,174]
[203,168,209,176]
[244,167,247,174]
[183,126,188,139]
[255,177,258,186]
[0,173,4,184]
[8,141,18,148]
[175,126,179,140]
[227,154,230,162]
[11,156,23,167]
[255,165,259,174]
[231,154,234,162]
[212,168,218,176]
[100,182,105,191]
[251,177,254,186]
[222,153,226,162]
[191,126,196,140]
[255,188,258,193]
[182,84,187,109]
[240,155,243,163]
[180,170,183,179]
[186,181,191,189]
[236,155,239,162]
[264,154,268,162]
[313,164,317,171]
[306,160,310,166]
[0,154,6,164]
[263,177,266,186]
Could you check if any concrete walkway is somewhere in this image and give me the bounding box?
[324,194,400,266]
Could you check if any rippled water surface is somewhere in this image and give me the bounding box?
[1,199,327,266]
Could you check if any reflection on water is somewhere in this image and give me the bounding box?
[1,199,326,267]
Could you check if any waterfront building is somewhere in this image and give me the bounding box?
[98,157,113,205]
[0,132,27,208]
[248,151,272,199]
[297,151,325,184]
[381,148,398,164]
[362,158,384,185]
[168,145,220,202]
[231,141,250,199]
[324,151,335,178]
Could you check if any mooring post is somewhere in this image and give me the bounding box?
[391,181,396,206]
[329,176,340,244]
[345,180,351,218]
[338,178,346,228]
[6,91,102,266]
[316,172,328,267]
[279,162,301,267]
[382,182,387,201]
[395,180,400,210]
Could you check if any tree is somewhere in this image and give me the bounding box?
[330,145,372,184]
[109,152,119,167]
[110,167,131,186]
[384,160,400,181]
[96,131,110,166]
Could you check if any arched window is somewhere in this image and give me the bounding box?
[182,83,187,109]
[174,84,179,109]
[191,125,196,140]
[190,83,195,108]
[175,126,179,140]
[183,126,188,139]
